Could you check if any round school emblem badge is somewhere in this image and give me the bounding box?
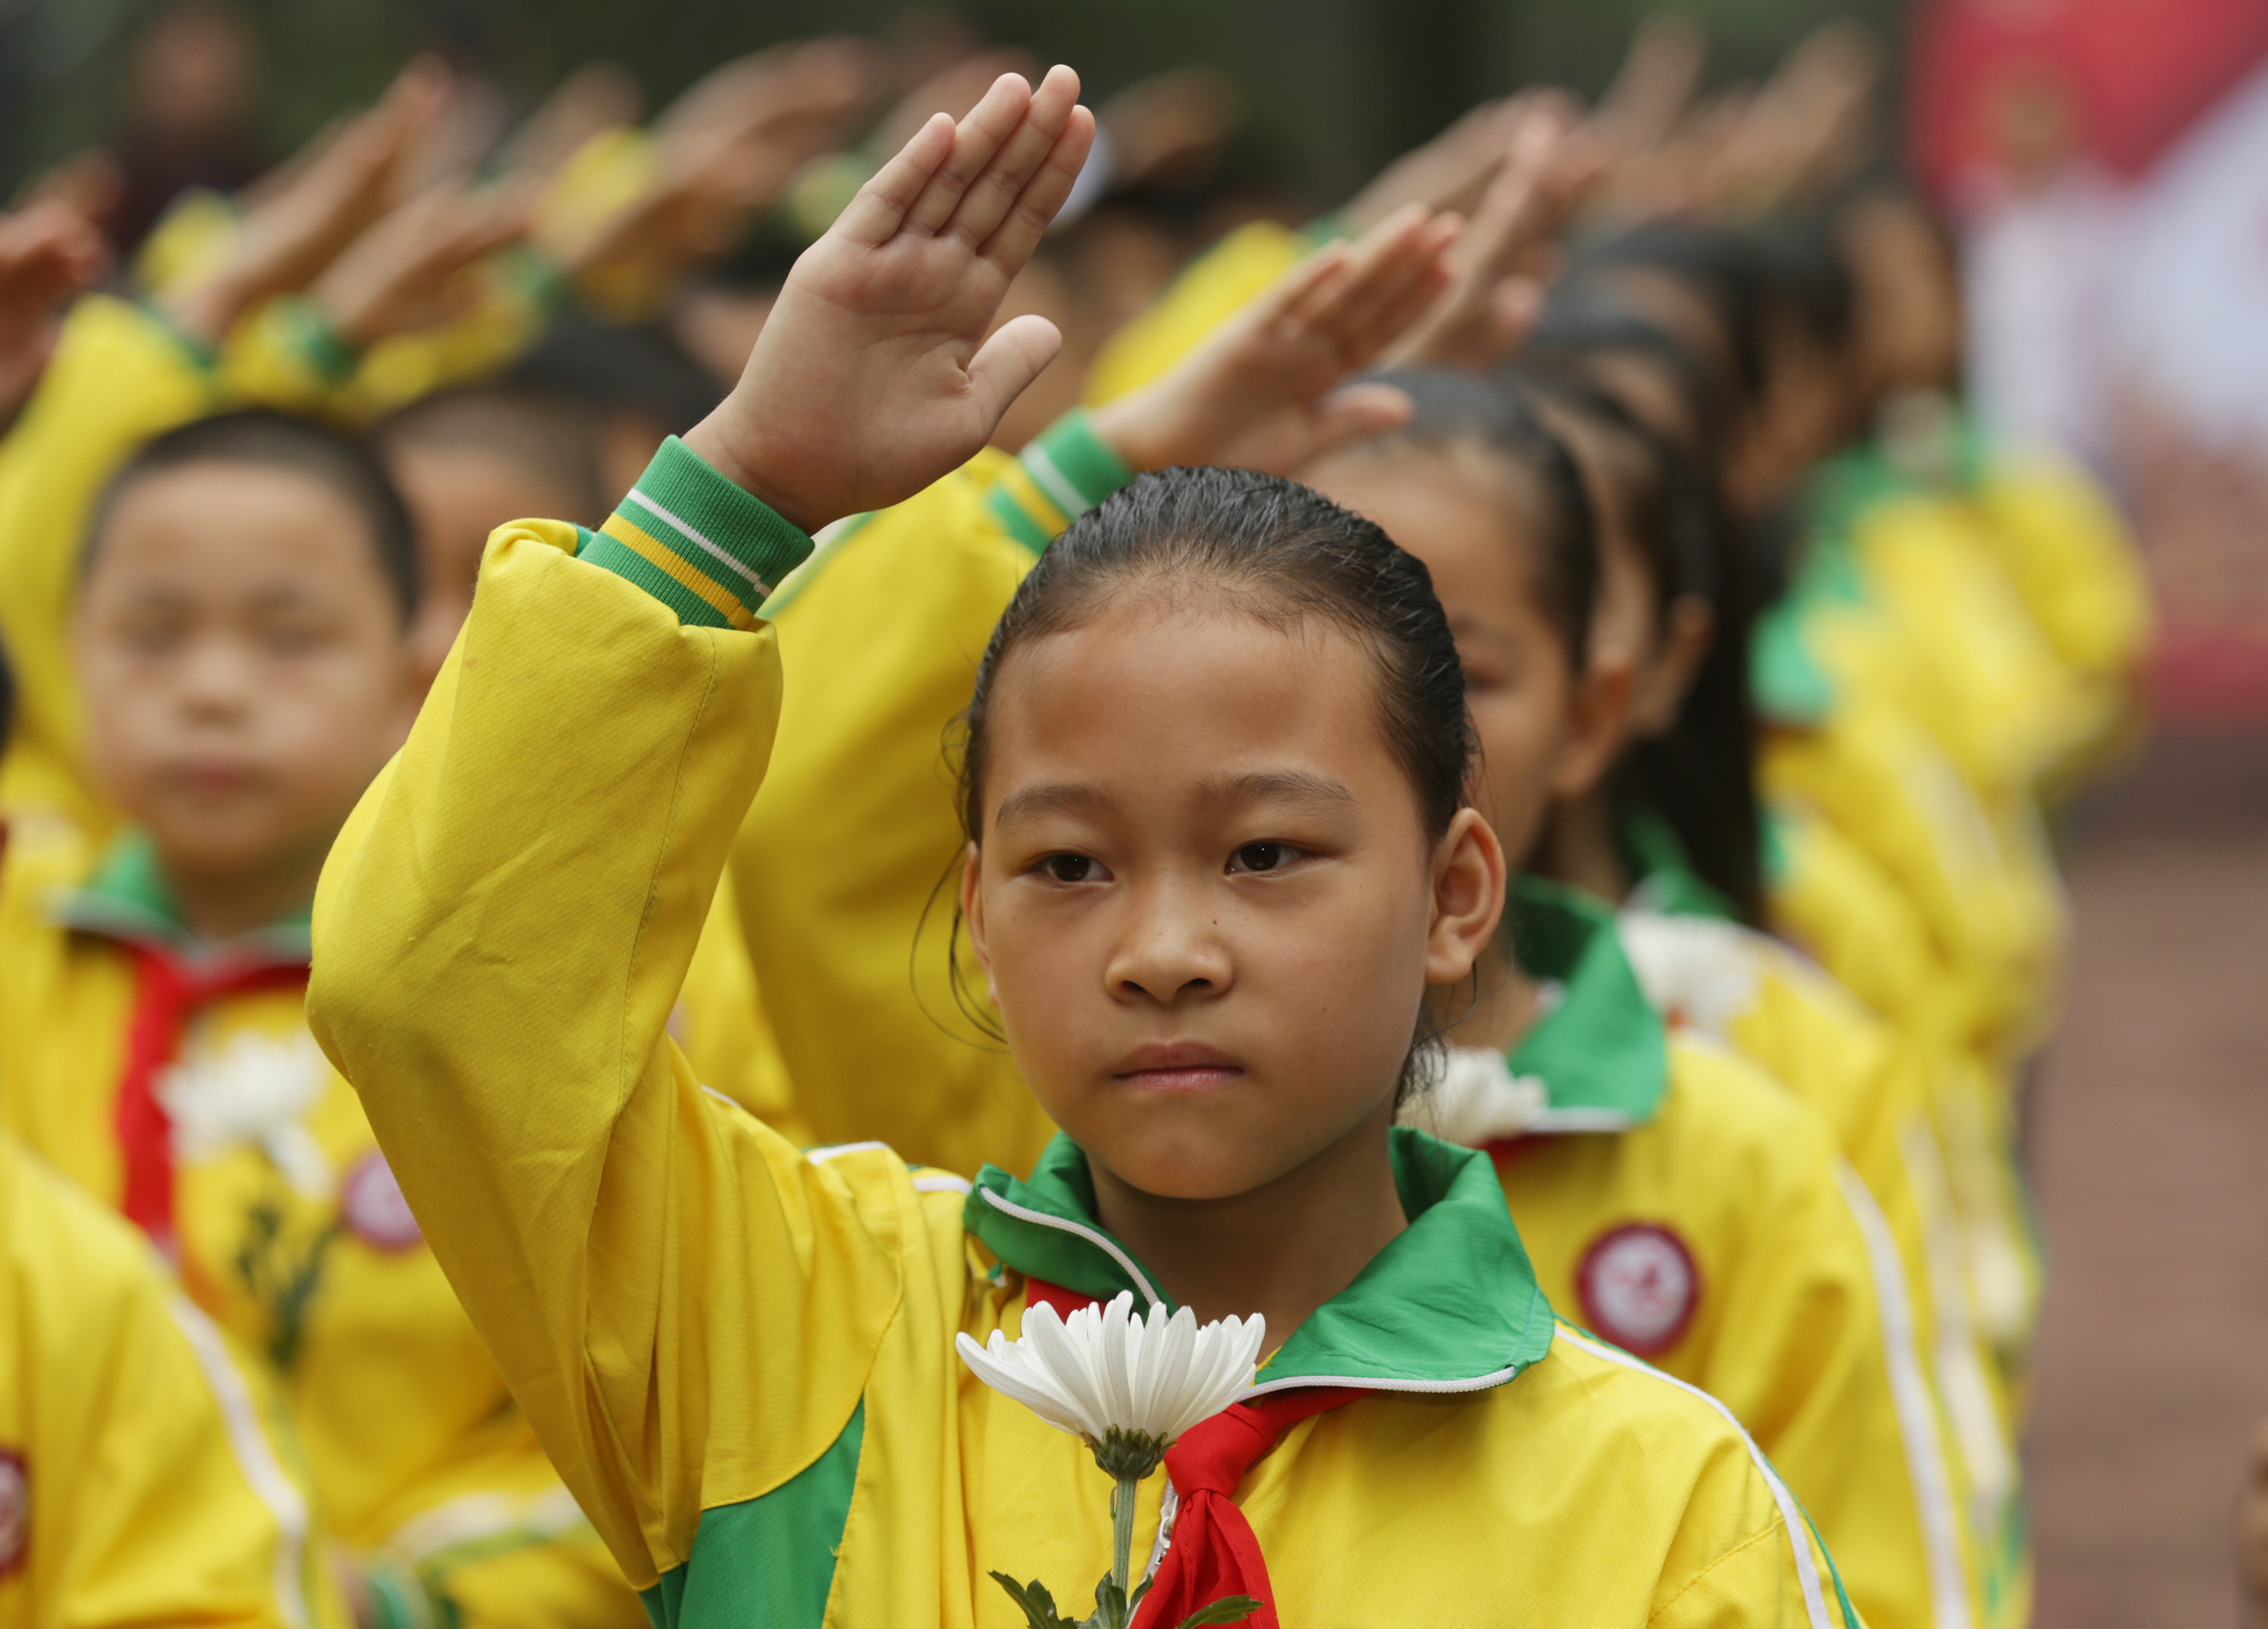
[1576,1224,1699,1356]
[0,1450,26,1578]
[340,1153,423,1251]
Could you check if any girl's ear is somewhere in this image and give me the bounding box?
[1628,593,1714,737]
[1426,807,1508,984]
[959,842,999,1001]
[1549,644,1636,800]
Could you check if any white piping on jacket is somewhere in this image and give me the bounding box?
[1836,1163,1972,1628]
[1555,1327,1840,1629]
[166,1293,313,1628]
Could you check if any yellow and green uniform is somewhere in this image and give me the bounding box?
[0,1129,345,1629]
[1612,830,2026,1626]
[0,822,641,1629]
[703,412,1957,1621]
[308,445,1861,1626]
[0,296,219,843]
[1420,876,1964,1629]
[705,410,1141,1175]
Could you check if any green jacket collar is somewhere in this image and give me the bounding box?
[1504,875,1669,1130]
[1619,808,1734,923]
[965,1128,1554,1397]
[48,829,311,968]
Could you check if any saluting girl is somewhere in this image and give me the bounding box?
[313,68,1856,1627]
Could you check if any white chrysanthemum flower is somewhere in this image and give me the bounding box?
[958,1291,1263,1476]
[1617,911,1762,1035]
[157,1028,334,1200]
[1401,1047,1550,1147]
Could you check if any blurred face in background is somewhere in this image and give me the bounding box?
[383,441,590,677]
[129,0,259,146]
[74,461,419,907]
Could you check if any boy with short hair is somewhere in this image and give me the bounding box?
[0,636,343,1629]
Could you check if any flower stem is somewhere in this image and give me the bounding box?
[1111,1474,1139,1626]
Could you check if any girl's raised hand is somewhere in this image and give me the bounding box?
[1382,99,1600,372]
[684,67,1093,533]
[1088,204,1461,478]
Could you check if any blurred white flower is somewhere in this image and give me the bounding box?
[958,1290,1263,1473]
[1617,911,1762,1034]
[157,1028,334,1200]
[1402,1048,1550,1147]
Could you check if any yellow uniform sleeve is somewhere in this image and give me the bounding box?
[0,296,220,839]
[1972,445,2152,686]
[671,866,813,1143]
[1,1133,348,1629]
[729,412,1136,1177]
[307,443,899,1587]
[219,262,555,429]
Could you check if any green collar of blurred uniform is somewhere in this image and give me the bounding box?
[1503,875,1668,1129]
[1619,807,1734,923]
[49,828,311,965]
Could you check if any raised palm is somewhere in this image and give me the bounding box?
[686,67,1092,532]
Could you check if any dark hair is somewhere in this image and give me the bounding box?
[949,464,1476,1104]
[375,384,608,525]
[959,464,1473,845]
[1509,362,1715,615]
[1347,367,1600,672]
[1502,364,1765,924]
[83,409,420,624]
[1570,221,1768,412]
[1755,212,1858,356]
[509,316,723,437]
[1525,289,1727,462]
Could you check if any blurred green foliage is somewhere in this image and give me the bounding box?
[1,0,1904,206]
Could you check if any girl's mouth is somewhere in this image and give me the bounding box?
[1112,1042,1245,1092]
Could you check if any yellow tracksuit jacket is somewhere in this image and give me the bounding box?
[1613,881,2026,1626]
[307,444,1861,1626]
[0,296,220,843]
[1418,877,1961,1629]
[0,1130,344,1629]
[0,825,640,1629]
[723,413,1972,1624]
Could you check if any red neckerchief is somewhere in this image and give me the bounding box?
[1024,1279,1365,1629]
[113,942,308,1252]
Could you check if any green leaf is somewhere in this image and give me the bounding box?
[1175,1597,1263,1629]
[1083,1572,1127,1629]
[988,1571,1081,1629]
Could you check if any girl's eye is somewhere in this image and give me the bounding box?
[1040,853,1102,884]
[1229,841,1297,874]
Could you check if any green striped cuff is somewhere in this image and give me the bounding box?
[578,436,814,629]
[984,410,1136,556]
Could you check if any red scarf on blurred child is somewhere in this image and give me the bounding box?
[113,943,308,1249]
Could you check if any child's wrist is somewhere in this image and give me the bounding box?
[1089,387,1185,474]
[680,415,826,536]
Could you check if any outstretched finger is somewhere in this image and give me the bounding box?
[835,112,959,246]
[966,311,1066,432]
[1283,205,1424,328]
[948,63,1083,247]
[1318,211,1464,354]
[903,73,1038,237]
[1303,382,1417,465]
[976,101,1097,273]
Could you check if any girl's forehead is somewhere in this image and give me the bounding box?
[987,603,1390,770]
